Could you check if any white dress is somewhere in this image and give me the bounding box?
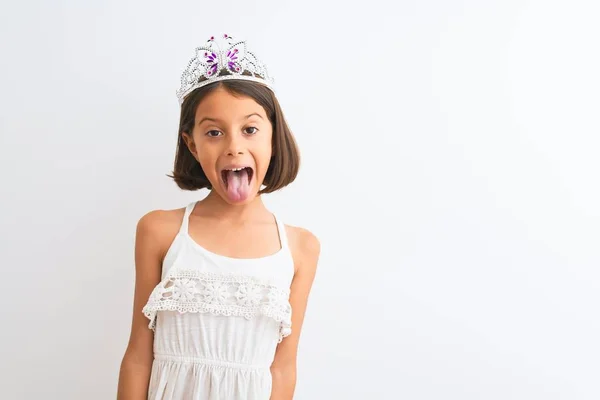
[142,201,294,400]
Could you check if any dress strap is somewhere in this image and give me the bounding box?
[178,200,197,236]
[274,214,289,251]
[180,202,287,252]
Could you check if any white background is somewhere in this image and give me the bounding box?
[1,0,599,399]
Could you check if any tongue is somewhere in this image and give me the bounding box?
[226,169,250,202]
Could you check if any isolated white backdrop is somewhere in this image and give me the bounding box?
[1,0,599,399]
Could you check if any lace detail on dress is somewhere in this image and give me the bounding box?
[142,269,292,343]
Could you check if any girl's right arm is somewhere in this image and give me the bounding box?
[117,211,166,399]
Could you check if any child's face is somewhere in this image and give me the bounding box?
[184,87,273,204]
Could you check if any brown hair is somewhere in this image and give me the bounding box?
[168,73,300,194]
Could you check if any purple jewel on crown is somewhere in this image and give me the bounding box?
[176,33,275,105]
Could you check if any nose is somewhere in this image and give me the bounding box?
[225,133,245,156]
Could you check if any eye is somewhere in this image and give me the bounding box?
[206,130,222,137]
[244,126,258,135]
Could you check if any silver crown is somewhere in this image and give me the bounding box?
[176,34,275,105]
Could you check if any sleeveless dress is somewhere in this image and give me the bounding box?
[142,201,295,400]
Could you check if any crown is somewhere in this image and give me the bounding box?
[176,34,275,105]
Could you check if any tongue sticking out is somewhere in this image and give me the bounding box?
[225,168,251,202]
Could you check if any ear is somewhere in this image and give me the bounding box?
[182,132,198,159]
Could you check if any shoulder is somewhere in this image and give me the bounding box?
[136,206,185,236]
[287,225,320,256]
[136,206,187,261]
[286,225,321,274]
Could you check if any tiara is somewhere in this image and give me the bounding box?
[176,34,275,105]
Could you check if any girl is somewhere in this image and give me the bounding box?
[117,34,320,400]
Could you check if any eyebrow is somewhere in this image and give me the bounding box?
[198,113,263,125]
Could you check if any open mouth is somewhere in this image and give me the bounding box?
[221,167,254,189]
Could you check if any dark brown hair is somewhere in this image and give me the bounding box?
[168,73,300,194]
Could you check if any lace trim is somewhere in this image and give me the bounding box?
[142,269,292,343]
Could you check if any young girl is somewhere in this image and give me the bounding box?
[117,34,320,400]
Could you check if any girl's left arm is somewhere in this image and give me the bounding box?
[270,227,321,400]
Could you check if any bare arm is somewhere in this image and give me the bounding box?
[270,227,321,400]
[117,211,166,399]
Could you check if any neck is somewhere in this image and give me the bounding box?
[196,189,270,222]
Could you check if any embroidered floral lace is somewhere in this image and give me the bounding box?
[143,269,292,342]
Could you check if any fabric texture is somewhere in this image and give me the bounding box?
[142,201,295,400]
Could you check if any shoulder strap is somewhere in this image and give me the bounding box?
[274,214,289,251]
[178,201,197,235]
